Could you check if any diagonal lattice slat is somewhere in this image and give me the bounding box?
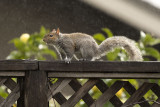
[48,79,160,107]
[122,83,156,107]
[48,78,72,100]
[0,85,19,107]
[53,92,67,105]
[91,81,128,107]
[96,80,123,107]
[0,78,7,86]
[3,78,17,91]
[150,84,160,107]
[69,79,95,106]
[0,78,7,104]
[61,79,99,107]
[0,78,20,106]
[123,82,150,107]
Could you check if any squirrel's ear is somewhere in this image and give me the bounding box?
[56,28,60,35]
[51,29,56,33]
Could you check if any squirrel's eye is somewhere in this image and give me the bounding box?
[49,35,53,37]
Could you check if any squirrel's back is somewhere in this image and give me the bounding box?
[61,33,95,41]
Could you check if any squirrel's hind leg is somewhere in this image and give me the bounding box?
[80,47,93,61]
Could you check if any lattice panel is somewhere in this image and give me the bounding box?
[0,77,20,107]
[48,79,160,107]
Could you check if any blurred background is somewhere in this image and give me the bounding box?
[0,0,141,59]
[0,0,160,107]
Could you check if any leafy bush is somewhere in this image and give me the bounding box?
[93,28,160,61]
[138,31,160,61]
[7,26,57,60]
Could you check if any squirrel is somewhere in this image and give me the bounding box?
[43,28,143,63]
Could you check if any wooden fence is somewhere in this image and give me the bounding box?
[0,60,160,107]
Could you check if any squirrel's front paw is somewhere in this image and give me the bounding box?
[64,57,71,64]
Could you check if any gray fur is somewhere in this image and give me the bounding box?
[97,36,143,61]
[44,32,143,62]
[58,33,143,61]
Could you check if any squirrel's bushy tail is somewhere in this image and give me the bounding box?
[97,36,143,61]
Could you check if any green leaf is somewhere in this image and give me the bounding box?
[40,26,47,37]
[150,39,160,46]
[106,48,120,61]
[10,38,25,51]
[141,33,160,46]
[128,79,139,89]
[50,78,58,84]
[143,57,150,61]
[145,47,160,60]
[0,87,8,98]
[102,28,113,37]
[93,33,106,44]
[42,49,57,59]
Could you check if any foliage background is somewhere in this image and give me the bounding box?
[4,27,160,107]
[7,26,57,60]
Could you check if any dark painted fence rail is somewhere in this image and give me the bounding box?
[0,60,160,107]
[1,60,160,78]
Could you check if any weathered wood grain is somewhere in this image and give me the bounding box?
[150,84,160,107]
[61,79,99,107]
[0,61,160,78]
[47,79,63,100]
[0,60,38,71]
[96,80,123,107]
[0,77,7,86]
[91,81,128,107]
[0,97,4,104]
[0,60,160,73]
[4,78,17,91]
[0,60,160,107]
[0,72,25,76]
[39,61,160,73]
[24,71,48,107]
[69,79,95,106]
[48,72,160,79]
[53,92,67,105]
[0,85,20,107]
[123,82,150,107]
[47,79,72,100]
[17,78,25,107]
[122,83,155,107]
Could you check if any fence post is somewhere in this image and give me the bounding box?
[24,70,48,107]
[17,78,24,107]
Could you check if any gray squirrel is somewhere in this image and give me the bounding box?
[43,28,143,63]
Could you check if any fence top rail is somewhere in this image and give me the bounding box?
[39,61,160,73]
[0,60,160,72]
[0,60,38,71]
[0,60,160,78]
